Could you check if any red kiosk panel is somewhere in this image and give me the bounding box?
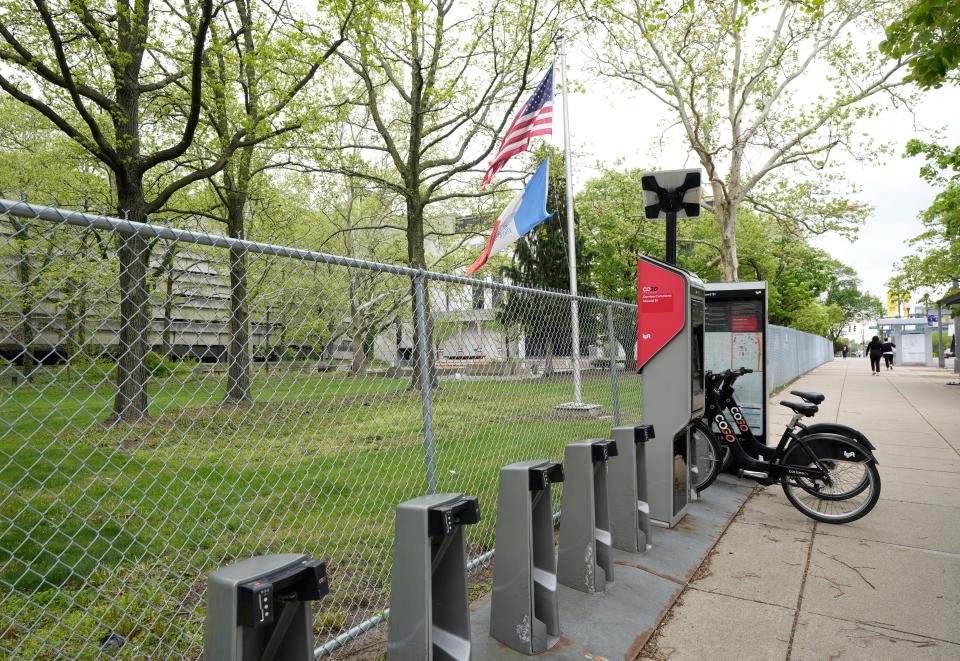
[637,260,686,371]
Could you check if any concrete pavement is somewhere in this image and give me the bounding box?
[642,359,960,661]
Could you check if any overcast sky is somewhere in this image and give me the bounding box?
[556,42,960,306]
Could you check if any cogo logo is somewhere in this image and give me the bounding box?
[714,414,737,444]
[641,286,659,292]
[730,407,750,433]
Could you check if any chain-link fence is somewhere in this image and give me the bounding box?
[767,324,834,392]
[0,199,641,659]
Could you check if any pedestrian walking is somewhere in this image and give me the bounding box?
[867,336,883,375]
[841,344,849,359]
[881,337,896,370]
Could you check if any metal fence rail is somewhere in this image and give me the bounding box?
[0,200,641,659]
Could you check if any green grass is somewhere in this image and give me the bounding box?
[0,364,641,659]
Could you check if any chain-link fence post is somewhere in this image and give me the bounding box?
[413,272,437,494]
[606,303,620,426]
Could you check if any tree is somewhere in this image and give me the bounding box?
[178,0,356,402]
[792,300,844,337]
[0,0,269,421]
[590,0,905,280]
[577,167,661,369]
[880,0,960,89]
[574,165,870,337]
[881,0,960,301]
[0,97,113,379]
[824,266,883,342]
[888,179,960,296]
[500,148,598,376]
[332,0,558,386]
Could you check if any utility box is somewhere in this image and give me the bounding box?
[637,255,705,527]
[490,461,564,654]
[557,439,617,594]
[609,424,655,553]
[204,554,329,661]
[388,493,481,661]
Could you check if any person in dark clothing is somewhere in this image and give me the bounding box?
[881,338,896,369]
[841,344,849,359]
[867,336,883,375]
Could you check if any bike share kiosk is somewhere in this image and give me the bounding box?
[388,493,480,661]
[557,439,617,593]
[608,424,655,553]
[637,255,705,527]
[490,461,564,654]
[704,282,768,449]
[204,554,330,661]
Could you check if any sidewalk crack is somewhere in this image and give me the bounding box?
[815,550,877,589]
[785,521,816,660]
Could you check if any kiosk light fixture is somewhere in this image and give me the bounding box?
[641,169,702,264]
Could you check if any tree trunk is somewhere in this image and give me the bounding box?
[225,216,251,402]
[617,323,638,372]
[162,268,174,359]
[544,332,555,378]
[406,199,436,389]
[715,198,740,282]
[112,190,152,422]
[15,231,37,381]
[350,308,366,375]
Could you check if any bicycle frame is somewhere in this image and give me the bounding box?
[704,371,833,485]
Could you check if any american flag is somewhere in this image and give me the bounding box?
[481,67,554,189]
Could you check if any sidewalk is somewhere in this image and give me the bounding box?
[641,359,960,660]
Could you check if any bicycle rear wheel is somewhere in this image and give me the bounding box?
[690,420,722,493]
[780,438,880,524]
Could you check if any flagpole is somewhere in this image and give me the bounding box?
[559,33,582,405]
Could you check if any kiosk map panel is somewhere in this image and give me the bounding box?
[704,284,767,443]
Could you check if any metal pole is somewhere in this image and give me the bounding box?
[413,273,437,494]
[559,34,582,404]
[606,304,620,425]
[938,305,945,368]
[665,211,677,264]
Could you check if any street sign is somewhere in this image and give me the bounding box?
[868,325,877,329]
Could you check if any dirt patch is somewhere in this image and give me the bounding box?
[638,591,685,660]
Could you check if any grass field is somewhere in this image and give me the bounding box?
[0,363,641,659]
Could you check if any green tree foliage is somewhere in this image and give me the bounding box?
[882,0,960,300]
[880,0,960,89]
[888,178,960,295]
[792,301,845,338]
[576,166,874,338]
[330,0,559,388]
[0,0,226,421]
[590,0,900,280]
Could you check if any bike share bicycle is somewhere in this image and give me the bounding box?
[691,368,881,523]
[692,368,877,492]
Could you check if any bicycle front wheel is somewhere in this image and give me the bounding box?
[690,420,722,493]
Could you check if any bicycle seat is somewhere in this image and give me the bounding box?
[790,390,825,405]
[779,400,818,417]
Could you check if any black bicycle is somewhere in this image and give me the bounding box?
[691,368,881,524]
[692,368,877,495]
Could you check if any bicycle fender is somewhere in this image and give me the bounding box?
[784,433,878,465]
[800,423,875,451]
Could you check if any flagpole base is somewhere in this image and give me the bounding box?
[554,402,603,418]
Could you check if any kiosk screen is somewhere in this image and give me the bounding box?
[690,296,705,415]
